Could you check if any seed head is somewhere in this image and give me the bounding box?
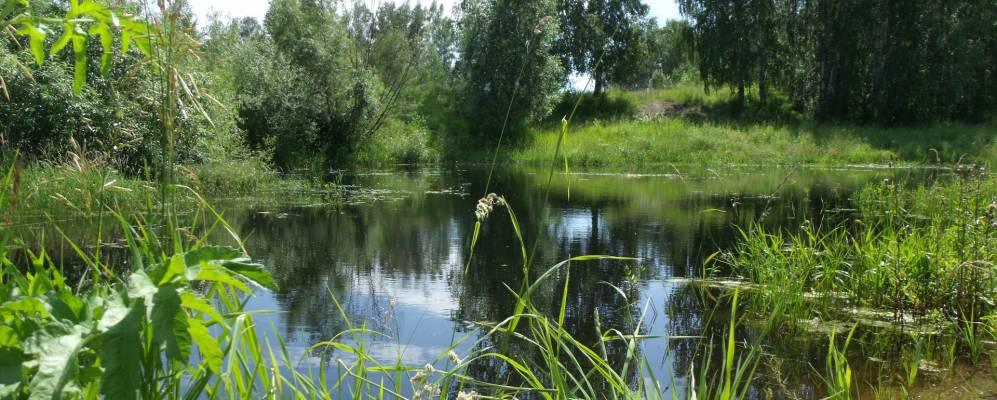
[410,364,434,384]
[475,193,506,221]
[457,391,479,400]
[448,350,462,365]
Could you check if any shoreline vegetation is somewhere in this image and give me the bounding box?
[516,86,997,168]
[11,84,995,214]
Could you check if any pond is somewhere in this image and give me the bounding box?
[207,165,913,398]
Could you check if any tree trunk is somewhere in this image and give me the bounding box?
[737,81,746,114]
[593,68,605,96]
[757,28,768,108]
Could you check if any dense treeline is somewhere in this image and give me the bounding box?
[679,0,997,124]
[2,0,994,174]
[2,0,682,171]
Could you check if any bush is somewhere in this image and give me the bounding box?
[354,118,440,165]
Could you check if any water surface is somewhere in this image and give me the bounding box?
[215,166,904,398]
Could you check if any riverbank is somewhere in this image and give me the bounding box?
[512,86,997,167]
[4,158,339,215]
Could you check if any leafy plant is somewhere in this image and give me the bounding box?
[820,323,858,400]
[1,0,152,95]
[0,204,276,399]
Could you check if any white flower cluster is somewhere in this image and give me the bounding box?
[475,193,507,222]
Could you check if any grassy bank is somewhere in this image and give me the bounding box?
[4,157,339,215]
[514,86,997,167]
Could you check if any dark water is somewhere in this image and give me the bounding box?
[203,166,903,398]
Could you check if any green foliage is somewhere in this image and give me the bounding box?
[720,171,997,326]
[679,0,780,112]
[621,19,696,90]
[353,117,440,165]
[1,0,230,177]
[679,0,997,123]
[210,0,457,169]
[555,0,651,94]
[820,324,857,399]
[1,0,152,95]
[456,0,564,143]
[689,290,762,400]
[0,210,278,399]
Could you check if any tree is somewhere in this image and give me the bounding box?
[619,19,693,90]
[456,0,563,142]
[556,0,650,95]
[229,0,382,168]
[0,0,188,170]
[680,0,997,123]
[679,0,777,112]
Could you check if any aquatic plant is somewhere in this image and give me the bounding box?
[689,289,761,400]
[819,323,857,400]
[720,170,997,325]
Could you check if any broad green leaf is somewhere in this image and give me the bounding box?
[132,35,153,57]
[184,246,276,290]
[160,254,186,286]
[98,295,143,400]
[151,284,191,361]
[116,18,149,54]
[188,319,222,375]
[87,23,113,74]
[95,291,129,332]
[183,246,240,266]
[27,269,52,295]
[1,297,49,318]
[44,291,84,322]
[120,29,131,53]
[126,270,157,306]
[73,1,109,21]
[0,348,25,396]
[189,267,251,294]
[23,322,89,400]
[16,23,46,65]
[71,34,87,95]
[180,292,225,327]
[218,261,276,291]
[49,24,74,56]
[0,326,19,348]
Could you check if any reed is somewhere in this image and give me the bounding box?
[720,170,997,323]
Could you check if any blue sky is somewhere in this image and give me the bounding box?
[191,0,682,24]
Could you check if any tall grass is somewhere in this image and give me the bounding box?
[715,167,997,391]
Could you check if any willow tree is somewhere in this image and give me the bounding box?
[456,0,563,142]
[679,0,777,112]
[556,0,650,95]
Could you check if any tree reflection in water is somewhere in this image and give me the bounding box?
[214,166,895,395]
